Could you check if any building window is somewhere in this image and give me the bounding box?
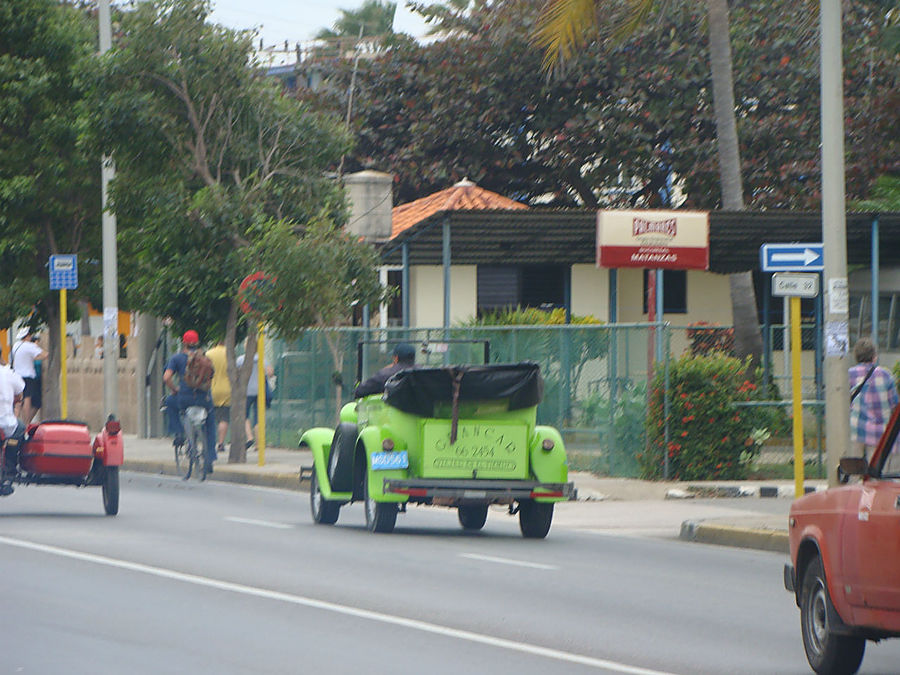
[851,292,900,351]
[477,265,566,316]
[386,270,403,326]
[642,270,687,314]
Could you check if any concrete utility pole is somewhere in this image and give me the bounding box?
[820,0,850,487]
[99,0,119,417]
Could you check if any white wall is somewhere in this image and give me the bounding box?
[570,264,609,319]
[410,265,477,326]
[615,269,733,325]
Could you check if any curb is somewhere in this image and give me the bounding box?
[679,519,788,554]
[123,460,306,492]
[683,484,824,499]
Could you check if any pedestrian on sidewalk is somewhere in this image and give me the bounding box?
[236,348,274,451]
[849,337,898,459]
[207,340,230,454]
[11,328,47,425]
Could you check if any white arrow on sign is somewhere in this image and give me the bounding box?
[770,248,821,266]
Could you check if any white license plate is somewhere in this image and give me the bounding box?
[371,450,409,471]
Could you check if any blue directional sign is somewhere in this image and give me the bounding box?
[760,243,824,272]
[49,254,78,290]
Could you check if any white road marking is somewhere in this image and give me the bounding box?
[225,516,293,529]
[460,552,558,570]
[0,535,677,675]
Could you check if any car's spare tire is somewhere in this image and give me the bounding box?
[328,423,357,492]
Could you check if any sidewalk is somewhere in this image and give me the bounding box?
[122,434,822,553]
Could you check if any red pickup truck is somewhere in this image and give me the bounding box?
[784,403,900,674]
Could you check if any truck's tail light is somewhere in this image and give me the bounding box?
[382,438,395,452]
[541,439,555,452]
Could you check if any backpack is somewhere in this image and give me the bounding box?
[183,350,214,391]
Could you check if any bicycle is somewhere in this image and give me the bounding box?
[178,405,209,482]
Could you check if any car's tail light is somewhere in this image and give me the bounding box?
[382,438,395,452]
[541,439,555,452]
[391,487,427,497]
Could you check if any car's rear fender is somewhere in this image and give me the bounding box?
[530,426,568,496]
[92,421,123,467]
[358,426,408,504]
[339,402,358,425]
[300,427,351,501]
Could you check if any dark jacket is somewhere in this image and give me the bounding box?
[353,362,415,398]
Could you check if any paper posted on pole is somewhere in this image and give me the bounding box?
[103,307,119,342]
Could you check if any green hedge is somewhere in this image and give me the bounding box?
[640,353,778,481]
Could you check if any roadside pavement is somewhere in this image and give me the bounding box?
[122,434,825,554]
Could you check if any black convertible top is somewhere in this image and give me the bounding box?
[383,362,543,417]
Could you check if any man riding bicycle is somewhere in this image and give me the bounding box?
[163,330,216,474]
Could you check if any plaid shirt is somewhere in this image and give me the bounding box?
[849,363,899,447]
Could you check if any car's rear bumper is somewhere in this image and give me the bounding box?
[383,478,576,501]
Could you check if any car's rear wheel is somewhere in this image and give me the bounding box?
[458,504,488,530]
[364,475,397,534]
[800,556,865,675]
[518,500,553,539]
[102,466,119,516]
[310,470,340,525]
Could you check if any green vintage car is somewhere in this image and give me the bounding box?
[299,340,575,538]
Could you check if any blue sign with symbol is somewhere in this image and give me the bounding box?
[760,243,824,272]
[49,254,78,290]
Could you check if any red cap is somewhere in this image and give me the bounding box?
[182,330,200,346]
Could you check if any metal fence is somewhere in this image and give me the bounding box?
[261,323,824,478]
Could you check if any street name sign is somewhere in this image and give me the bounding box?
[597,210,709,270]
[760,243,824,272]
[772,272,819,298]
[49,254,78,290]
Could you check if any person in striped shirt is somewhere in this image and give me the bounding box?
[849,337,899,459]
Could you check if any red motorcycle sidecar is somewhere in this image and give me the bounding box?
[2,417,123,515]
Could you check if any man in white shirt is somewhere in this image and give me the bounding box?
[11,328,47,425]
[0,360,26,495]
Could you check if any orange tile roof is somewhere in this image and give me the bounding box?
[391,179,528,239]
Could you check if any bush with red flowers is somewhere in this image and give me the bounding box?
[639,353,776,481]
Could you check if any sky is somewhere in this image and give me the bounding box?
[208,0,431,50]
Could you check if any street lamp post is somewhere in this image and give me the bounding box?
[820,0,850,487]
[99,0,119,417]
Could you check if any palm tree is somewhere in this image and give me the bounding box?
[535,0,763,369]
[316,0,398,41]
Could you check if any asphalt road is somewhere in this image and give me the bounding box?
[1,473,898,674]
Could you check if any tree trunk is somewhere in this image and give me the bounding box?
[225,303,255,464]
[706,0,763,371]
[321,328,345,421]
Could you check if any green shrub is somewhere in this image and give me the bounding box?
[640,353,776,481]
[893,360,900,387]
[577,381,647,477]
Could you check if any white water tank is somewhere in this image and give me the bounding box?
[344,170,393,241]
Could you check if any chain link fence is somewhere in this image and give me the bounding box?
[261,324,823,479]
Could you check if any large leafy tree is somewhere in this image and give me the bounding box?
[0,0,100,418]
[307,0,896,367]
[535,0,761,365]
[321,0,895,210]
[88,0,384,461]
